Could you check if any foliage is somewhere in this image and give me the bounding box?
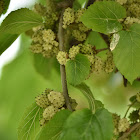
[0,0,140,140]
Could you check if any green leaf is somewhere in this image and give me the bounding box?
[113,24,140,84]
[131,133,139,140]
[73,0,89,10]
[66,54,90,86]
[0,8,43,34]
[38,110,72,140]
[0,0,10,16]
[85,31,108,49]
[76,83,104,111]
[33,54,59,80]
[18,103,43,140]
[0,33,19,55]
[81,1,126,34]
[59,109,114,140]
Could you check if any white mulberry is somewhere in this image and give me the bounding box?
[35,94,50,108]
[118,118,130,132]
[43,105,58,120]
[63,7,75,29]
[57,51,68,65]
[48,91,65,108]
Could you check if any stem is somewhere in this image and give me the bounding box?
[124,100,137,118]
[58,10,73,111]
[118,123,140,140]
[96,48,109,54]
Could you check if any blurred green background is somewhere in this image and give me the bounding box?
[0,0,140,140]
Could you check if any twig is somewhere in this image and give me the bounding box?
[124,100,137,118]
[118,123,140,140]
[96,48,109,54]
[58,10,73,111]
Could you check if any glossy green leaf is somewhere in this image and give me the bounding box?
[0,0,10,16]
[0,8,43,34]
[81,1,126,34]
[0,33,19,55]
[76,83,104,111]
[66,54,90,86]
[59,109,114,140]
[38,110,72,140]
[113,24,140,84]
[18,103,43,140]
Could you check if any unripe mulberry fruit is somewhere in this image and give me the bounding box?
[118,118,130,132]
[69,45,80,59]
[43,105,58,120]
[48,91,65,108]
[35,94,50,108]
[63,7,75,29]
[75,8,85,23]
[72,30,86,41]
[57,51,68,65]
[39,118,46,127]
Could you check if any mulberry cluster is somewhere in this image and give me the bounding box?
[93,56,105,74]
[69,45,80,59]
[72,30,86,41]
[35,93,50,108]
[75,8,86,23]
[48,91,65,108]
[62,8,90,42]
[118,118,130,132]
[35,89,65,125]
[56,51,68,65]
[124,17,140,25]
[112,113,120,136]
[104,51,115,73]
[35,89,77,126]
[63,7,75,29]
[79,44,93,55]
[129,3,140,18]
[30,28,59,58]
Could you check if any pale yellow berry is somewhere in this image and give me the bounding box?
[57,51,68,65]
[116,0,127,5]
[72,30,86,41]
[63,7,75,29]
[80,44,93,55]
[118,118,130,132]
[75,9,85,23]
[35,94,50,108]
[78,23,90,32]
[48,91,65,108]
[30,44,43,53]
[40,118,46,127]
[69,45,80,59]
[43,105,58,120]
[42,29,56,43]
[86,55,94,65]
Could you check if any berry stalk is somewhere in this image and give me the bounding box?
[58,10,73,111]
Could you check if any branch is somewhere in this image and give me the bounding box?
[58,10,73,111]
[118,123,140,140]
